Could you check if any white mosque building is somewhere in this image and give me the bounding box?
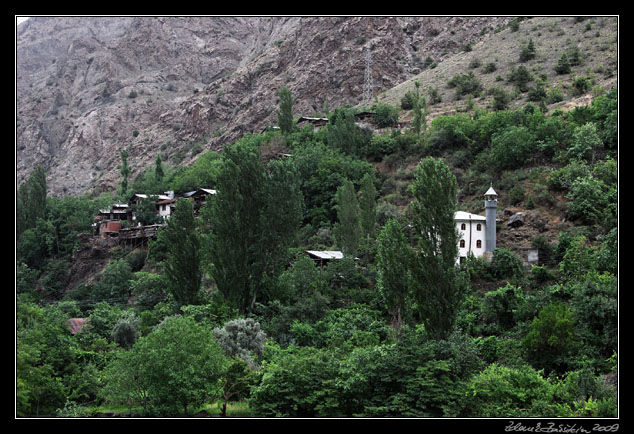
[454,186,497,265]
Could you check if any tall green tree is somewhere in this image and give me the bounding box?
[160,198,202,307]
[333,179,361,256]
[119,149,131,198]
[409,157,465,340]
[376,218,412,341]
[326,107,364,155]
[277,86,294,135]
[154,153,164,182]
[17,165,48,239]
[204,138,303,313]
[358,172,377,240]
[411,80,428,137]
[103,315,228,416]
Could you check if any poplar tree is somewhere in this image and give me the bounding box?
[359,173,377,240]
[161,198,202,307]
[119,149,130,197]
[409,157,466,340]
[277,86,294,135]
[377,218,412,341]
[333,179,361,256]
[17,165,48,239]
[154,154,164,181]
[204,138,303,314]
[411,80,428,137]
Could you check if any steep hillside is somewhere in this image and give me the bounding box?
[17,16,516,197]
[378,16,617,118]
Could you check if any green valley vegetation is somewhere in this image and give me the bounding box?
[16,85,617,419]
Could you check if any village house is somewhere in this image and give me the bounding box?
[182,188,217,214]
[296,116,329,132]
[93,188,216,241]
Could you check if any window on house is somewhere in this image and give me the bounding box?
[476,240,482,248]
[460,240,465,248]
[461,223,466,230]
[477,223,482,231]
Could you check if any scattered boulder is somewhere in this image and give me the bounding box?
[507,212,526,228]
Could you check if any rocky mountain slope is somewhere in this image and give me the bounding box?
[17,16,517,197]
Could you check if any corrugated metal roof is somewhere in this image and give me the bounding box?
[183,188,217,198]
[305,250,344,260]
[454,211,486,221]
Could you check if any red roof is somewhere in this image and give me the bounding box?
[68,318,87,335]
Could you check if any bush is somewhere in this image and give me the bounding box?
[555,53,571,75]
[400,91,416,110]
[489,126,535,172]
[508,65,533,92]
[372,102,399,128]
[519,39,536,62]
[489,248,524,281]
[491,88,511,111]
[460,364,569,417]
[523,302,579,374]
[482,284,525,330]
[447,71,483,98]
[483,62,497,73]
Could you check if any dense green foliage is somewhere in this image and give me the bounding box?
[16,87,617,418]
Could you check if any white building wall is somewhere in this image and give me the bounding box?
[158,204,170,218]
[455,213,487,264]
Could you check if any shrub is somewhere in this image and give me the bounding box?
[373,102,399,128]
[491,88,511,111]
[523,302,579,374]
[400,91,416,110]
[519,39,536,62]
[489,248,524,281]
[482,284,525,330]
[483,62,497,73]
[555,53,571,74]
[508,65,533,92]
[489,126,535,172]
[461,364,568,417]
[447,71,483,98]
[428,86,441,104]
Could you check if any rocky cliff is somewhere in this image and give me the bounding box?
[17,16,518,197]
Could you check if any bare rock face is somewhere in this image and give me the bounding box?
[17,16,513,197]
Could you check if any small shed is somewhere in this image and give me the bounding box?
[305,250,344,268]
[296,116,329,131]
[183,188,217,211]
